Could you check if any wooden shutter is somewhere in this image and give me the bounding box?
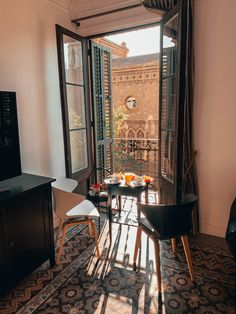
[91,42,113,182]
[158,1,187,204]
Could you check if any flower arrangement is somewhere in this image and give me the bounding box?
[90,183,103,195]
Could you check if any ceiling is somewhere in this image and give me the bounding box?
[49,0,164,37]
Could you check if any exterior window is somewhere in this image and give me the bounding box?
[137,130,145,138]
[125,96,137,110]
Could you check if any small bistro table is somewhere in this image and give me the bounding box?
[106,180,149,242]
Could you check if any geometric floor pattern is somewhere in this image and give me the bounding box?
[0,206,235,313]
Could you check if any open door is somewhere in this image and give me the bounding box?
[56,25,93,194]
[158,1,187,204]
[56,26,114,192]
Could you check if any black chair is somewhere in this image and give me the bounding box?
[225,197,236,258]
[133,194,198,291]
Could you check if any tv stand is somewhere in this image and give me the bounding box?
[0,173,55,295]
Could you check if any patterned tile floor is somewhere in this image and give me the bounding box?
[0,198,235,314]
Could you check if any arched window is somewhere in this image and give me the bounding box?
[128,129,135,138]
[137,130,145,138]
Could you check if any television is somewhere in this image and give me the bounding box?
[0,91,21,181]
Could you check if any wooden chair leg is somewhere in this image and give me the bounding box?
[88,222,93,238]
[91,221,100,258]
[56,224,68,265]
[133,226,142,270]
[55,220,63,245]
[171,238,177,254]
[153,238,162,292]
[181,235,194,281]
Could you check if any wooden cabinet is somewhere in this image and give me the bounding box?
[0,173,55,295]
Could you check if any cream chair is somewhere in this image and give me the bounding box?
[52,178,100,264]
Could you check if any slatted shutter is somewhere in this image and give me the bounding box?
[158,1,187,204]
[91,42,113,182]
[160,47,177,182]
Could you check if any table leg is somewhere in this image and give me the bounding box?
[118,195,122,218]
[137,193,141,221]
[108,189,112,243]
[97,202,101,233]
[145,188,148,204]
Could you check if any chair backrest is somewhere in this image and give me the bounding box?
[138,194,198,239]
[52,187,85,220]
[225,197,236,257]
[51,178,83,219]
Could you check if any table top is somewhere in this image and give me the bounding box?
[105,179,148,197]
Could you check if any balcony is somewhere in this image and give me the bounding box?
[113,137,159,189]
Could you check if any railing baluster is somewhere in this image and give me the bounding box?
[113,137,159,189]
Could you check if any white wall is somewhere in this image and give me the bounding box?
[194,0,236,237]
[0,0,77,177]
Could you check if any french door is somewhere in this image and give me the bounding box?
[56,25,92,193]
[158,1,187,204]
[56,26,113,192]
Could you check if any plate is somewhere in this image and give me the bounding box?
[104,179,121,185]
[129,181,146,187]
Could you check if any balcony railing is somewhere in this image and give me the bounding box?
[113,137,159,189]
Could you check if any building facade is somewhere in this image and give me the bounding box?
[112,53,160,140]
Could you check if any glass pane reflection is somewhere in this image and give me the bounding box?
[63,35,84,85]
[67,85,85,130]
[162,14,178,77]
[70,129,88,173]
[161,130,175,182]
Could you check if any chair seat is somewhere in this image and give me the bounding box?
[66,200,100,218]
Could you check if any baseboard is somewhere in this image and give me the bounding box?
[200,222,226,238]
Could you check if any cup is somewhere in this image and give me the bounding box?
[124,172,135,185]
[136,176,144,185]
[111,174,119,183]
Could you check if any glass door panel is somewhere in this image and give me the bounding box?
[66,85,86,129]
[70,129,88,173]
[63,35,84,85]
[56,25,92,185]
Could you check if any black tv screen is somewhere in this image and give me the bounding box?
[0,91,21,181]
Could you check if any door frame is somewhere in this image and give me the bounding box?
[56,25,93,184]
[158,0,187,203]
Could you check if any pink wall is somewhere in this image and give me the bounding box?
[0,0,76,177]
[194,0,236,237]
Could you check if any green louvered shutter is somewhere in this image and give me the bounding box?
[91,42,113,182]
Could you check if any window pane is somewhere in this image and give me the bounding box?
[63,35,84,85]
[161,75,177,130]
[67,85,85,130]
[161,130,175,182]
[162,14,178,77]
[70,129,88,173]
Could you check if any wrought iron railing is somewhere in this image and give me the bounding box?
[113,137,159,189]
